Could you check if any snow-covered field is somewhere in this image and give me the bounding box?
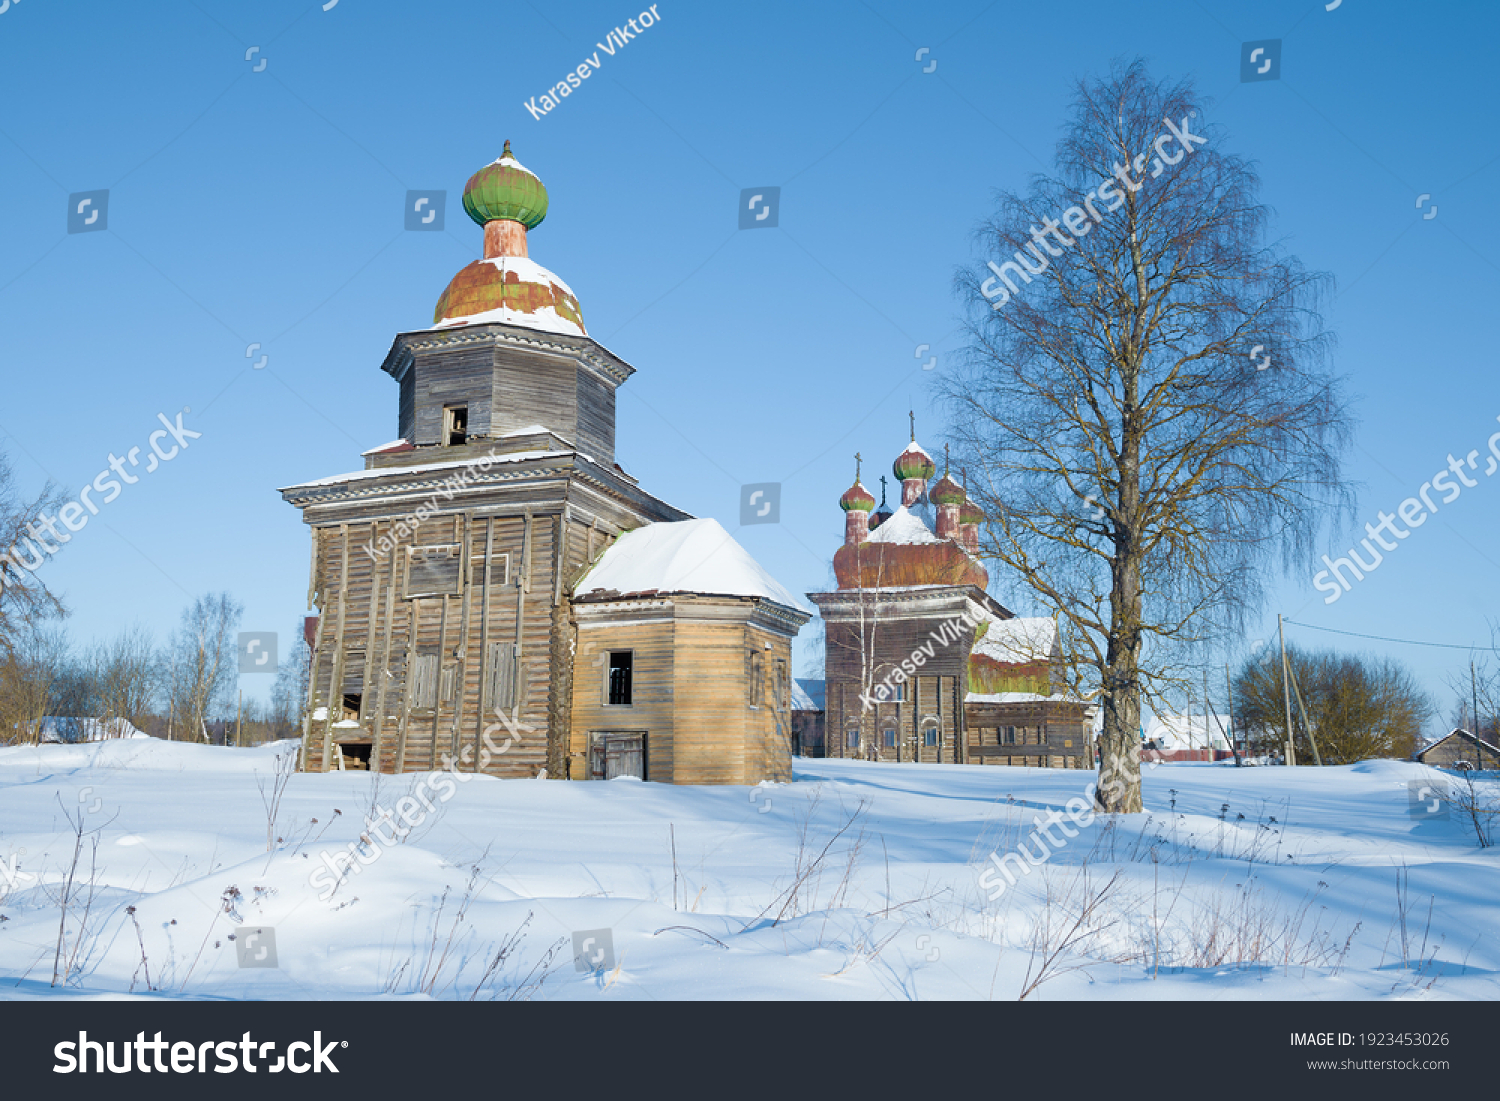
[1,739,1496,1000]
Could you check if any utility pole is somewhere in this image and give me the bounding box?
[236,690,242,749]
[1202,667,1211,761]
[1473,658,1481,739]
[1225,662,1240,766]
[1278,614,1296,766]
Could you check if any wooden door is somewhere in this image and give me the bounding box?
[590,733,646,780]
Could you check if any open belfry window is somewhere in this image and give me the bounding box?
[607,651,633,706]
[444,405,468,447]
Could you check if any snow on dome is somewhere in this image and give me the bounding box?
[576,518,812,613]
[972,614,1056,665]
[462,140,549,229]
[433,255,585,336]
[490,148,539,180]
[864,505,942,545]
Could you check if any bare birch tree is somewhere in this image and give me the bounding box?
[942,61,1354,811]
[165,593,242,741]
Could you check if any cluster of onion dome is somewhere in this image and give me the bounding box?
[432,141,587,337]
[834,432,986,591]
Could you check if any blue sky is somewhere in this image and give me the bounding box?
[1,0,1496,726]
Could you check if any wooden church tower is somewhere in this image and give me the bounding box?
[281,143,690,778]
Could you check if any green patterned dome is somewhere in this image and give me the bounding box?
[462,140,549,229]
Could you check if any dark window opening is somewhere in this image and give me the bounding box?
[883,728,896,748]
[923,726,939,747]
[607,651,633,706]
[342,693,362,721]
[444,405,469,447]
[1003,725,1017,745]
[340,742,372,771]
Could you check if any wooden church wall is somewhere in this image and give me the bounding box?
[304,508,611,779]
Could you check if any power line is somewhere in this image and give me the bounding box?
[1282,619,1498,653]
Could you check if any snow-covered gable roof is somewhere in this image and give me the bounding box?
[576,519,812,614]
[865,505,942,545]
[972,615,1056,665]
[792,678,825,711]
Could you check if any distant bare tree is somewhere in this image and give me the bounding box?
[0,449,68,658]
[0,628,69,744]
[92,625,161,733]
[270,623,311,740]
[943,60,1354,811]
[1233,646,1431,763]
[165,594,242,741]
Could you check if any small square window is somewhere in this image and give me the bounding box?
[444,405,468,447]
[607,651,633,706]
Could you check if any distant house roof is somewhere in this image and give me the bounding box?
[792,678,825,711]
[1414,729,1500,760]
[1142,712,1232,752]
[37,717,149,743]
[575,519,812,614]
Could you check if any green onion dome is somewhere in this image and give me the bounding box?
[959,498,984,524]
[930,473,966,506]
[462,140,549,229]
[894,441,936,483]
[840,481,876,512]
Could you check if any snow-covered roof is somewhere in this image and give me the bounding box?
[35,717,149,743]
[973,615,1056,665]
[1143,713,1232,752]
[792,678,825,711]
[865,505,942,545]
[361,439,410,456]
[281,449,568,491]
[966,691,1076,705]
[576,519,812,614]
